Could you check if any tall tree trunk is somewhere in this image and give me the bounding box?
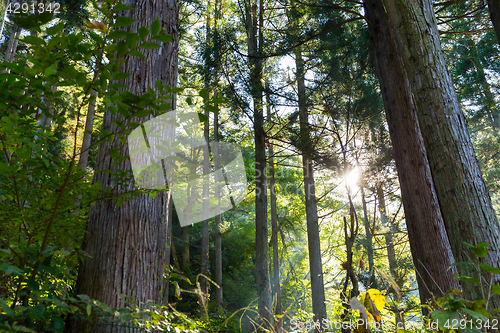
[267,99,282,333]
[214,110,223,310]
[475,61,500,130]
[377,184,403,325]
[0,0,9,42]
[296,49,327,329]
[4,23,20,64]
[181,225,191,273]
[77,89,97,170]
[200,71,210,317]
[363,0,459,306]
[68,0,179,330]
[487,0,500,45]
[384,0,500,305]
[245,0,273,329]
[360,185,376,288]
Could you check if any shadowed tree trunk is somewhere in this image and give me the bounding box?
[296,49,327,331]
[267,99,282,333]
[487,0,500,45]
[360,185,376,288]
[384,0,500,306]
[67,0,179,330]
[363,0,459,306]
[214,110,223,310]
[244,0,273,329]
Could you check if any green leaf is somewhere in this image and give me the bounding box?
[480,263,500,274]
[462,308,487,321]
[491,284,500,295]
[205,104,219,114]
[113,72,131,80]
[117,41,128,56]
[453,275,480,284]
[47,22,64,35]
[139,41,161,49]
[148,192,157,199]
[126,32,139,49]
[115,2,133,10]
[128,50,145,58]
[86,303,92,316]
[199,88,209,100]
[27,279,39,291]
[138,26,150,41]
[155,79,165,94]
[0,299,14,317]
[76,73,87,86]
[113,16,136,27]
[22,35,45,45]
[44,64,58,76]
[152,35,173,43]
[198,113,209,123]
[110,148,120,158]
[431,309,461,330]
[107,30,127,40]
[471,247,488,258]
[151,18,160,36]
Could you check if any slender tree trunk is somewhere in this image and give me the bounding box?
[4,23,20,64]
[245,0,273,329]
[267,100,282,333]
[165,194,173,303]
[0,0,9,42]
[360,185,376,288]
[68,0,179,330]
[476,61,500,130]
[376,184,404,325]
[487,0,500,45]
[384,0,500,306]
[214,110,223,310]
[77,89,97,170]
[200,79,210,317]
[363,0,459,306]
[182,225,191,273]
[296,49,327,330]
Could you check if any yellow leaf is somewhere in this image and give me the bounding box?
[361,289,385,322]
[86,20,107,31]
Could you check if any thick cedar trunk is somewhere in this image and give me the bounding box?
[267,104,282,333]
[363,0,459,305]
[360,186,376,288]
[488,0,500,45]
[296,50,327,329]
[384,0,500,305]
[245,0,273,329]
[69,0,179,331]
[214,111,223,310]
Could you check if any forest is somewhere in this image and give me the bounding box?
[1,0,500,332]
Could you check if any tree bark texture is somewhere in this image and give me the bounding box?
[69,0,179,331]
[214,111,223,310]
[267,104,282,333]
[296,50,327,329]
[363,0,459,305]
[360,186,376,288]
[384,0,500,304]
[488,0,500,45]
[245,0,273,330]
